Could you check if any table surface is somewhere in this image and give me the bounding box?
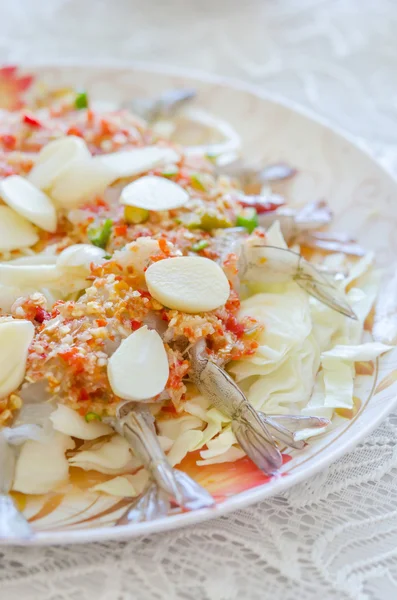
[1,1,397,599]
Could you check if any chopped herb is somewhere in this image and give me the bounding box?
[88,218,113,249]
[191,240,209,252]
[104,254,112,260]
[85,412,101,422]
[236,208,258,234]
[75,91,89,110]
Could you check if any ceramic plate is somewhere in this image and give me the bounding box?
[3,64,397,546]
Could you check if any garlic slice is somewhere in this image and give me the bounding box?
[107,325,169,401]
[0,206,39,251]
[0,318,34,398]
[57,244,106,269]
[0,175,57,233]
[120,176,189,211]
[98,146,179,179]
[50,404,113,440]
[145,256,230,313]
[28,136,91,191]
[50,157,117,208]
[12,432,75,494]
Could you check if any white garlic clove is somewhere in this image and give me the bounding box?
[56,244,106,269]
[0,206,39,251]
[145,256,230,313]
[0,175,57,233]
[0,318,34,398]
[97,146,179,179]
[28,135,91,191]
[107,325,169,401]
[50,157,117,209]
[120,175,189,211]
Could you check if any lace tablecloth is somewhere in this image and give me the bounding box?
[1,1,397,599]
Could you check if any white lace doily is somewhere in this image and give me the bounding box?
[1,1,397,599]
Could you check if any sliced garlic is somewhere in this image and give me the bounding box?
[28,136,91,191]
[98,146,179,179]
[50,404,113,440]
[0,175,57,233]
[0,318,34,398]
[145,256,230,313]
[0,206,39,251]
[107,325,169,401]
[50,157,117,209]
[120,175,189,211]
[56,244,106,269]
[12,432,75,494]
[0,263,60,288]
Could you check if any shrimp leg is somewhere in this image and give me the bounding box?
[115,402,214,524]
[239,243,357,319]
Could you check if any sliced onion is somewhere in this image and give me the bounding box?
[0,206,39,251]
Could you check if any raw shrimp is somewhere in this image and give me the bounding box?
[112,402,214,524]
[239,242,357,319]
[189,339,329,472]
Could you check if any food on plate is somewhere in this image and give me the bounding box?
[0,70,393,538]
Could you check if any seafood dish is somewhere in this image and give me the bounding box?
[0,68,392,539]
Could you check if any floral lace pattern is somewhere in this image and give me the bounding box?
[1,1,397,599]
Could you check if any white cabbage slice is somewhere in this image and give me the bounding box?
[50,404,113,440]
[91,470,149,497]
[0,175,57,233]
[0,206,39,251]
[197,446,245,466]
[166,430,204,467]
[68,434,139,474]
[231,283,312,381]
[12,432,75,494]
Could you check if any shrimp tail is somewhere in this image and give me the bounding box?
[149,458,214,511]
[232,403,283,474]
[294,261,357,319]
[117,482,169,525]
[257,413,330,450]
[0,494,33,540]
[116,401,214,523]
